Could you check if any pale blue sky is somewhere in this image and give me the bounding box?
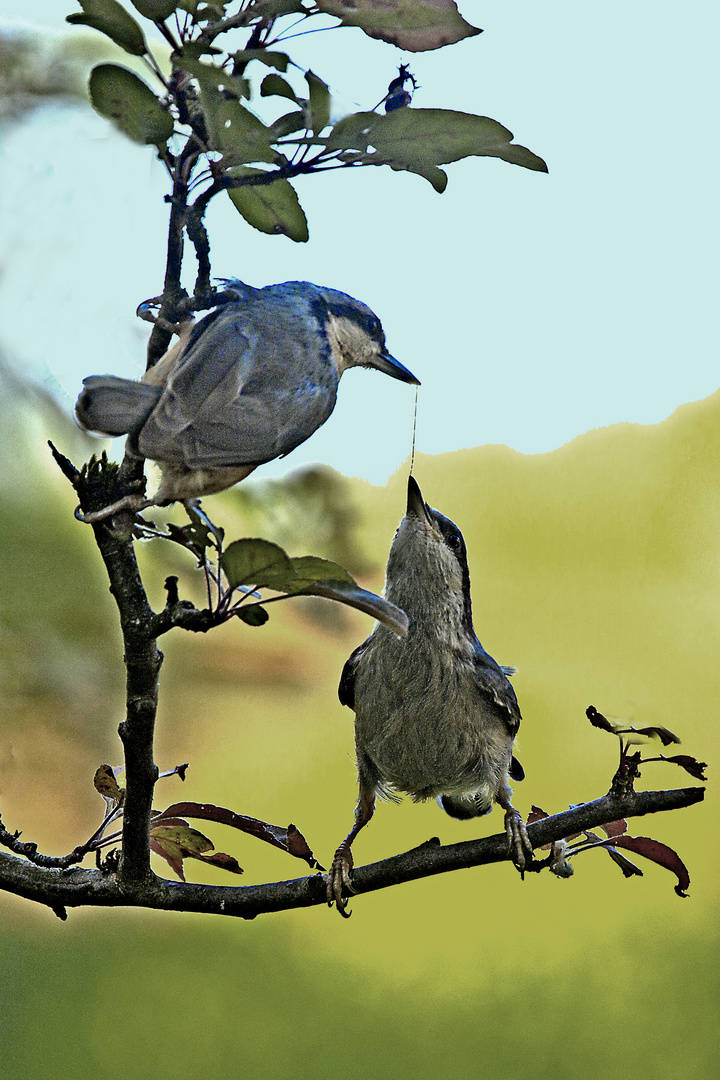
[0,1,717,482]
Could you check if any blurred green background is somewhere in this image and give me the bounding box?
[0,368,717,1079]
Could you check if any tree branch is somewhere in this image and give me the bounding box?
[0,786,704,920]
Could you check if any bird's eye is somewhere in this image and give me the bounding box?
[446,532,462,551]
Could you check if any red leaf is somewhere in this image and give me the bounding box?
[605,847,643,878]
[663,755,708,780]
[526,805,549,825]
[612,835,691,897]
[601,819,628,838]
[586,705,615,732]
[197,851,243,875]
[157,802,322,868]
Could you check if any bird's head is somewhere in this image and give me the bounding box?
[385,476,474,637]
[315,286,420,384]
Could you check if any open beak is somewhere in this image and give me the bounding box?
[373,350,420,385]
[406,475,433,524]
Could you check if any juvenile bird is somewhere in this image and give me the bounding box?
[328,475,531,914]
[75,280,418,514]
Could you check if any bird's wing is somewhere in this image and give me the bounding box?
[338,637,373,710]
[137,302,336,467]
[472,642,522,737]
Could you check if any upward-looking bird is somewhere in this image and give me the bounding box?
[328,475,531,914]
[75,280,418,514]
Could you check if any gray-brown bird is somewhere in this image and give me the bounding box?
[75,280,419,513]
[328,475,531,914]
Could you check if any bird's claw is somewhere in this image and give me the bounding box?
[504,807,533,877]
[326,845,356,918]
[75,494,153,524]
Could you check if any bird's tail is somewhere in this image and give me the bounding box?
[75,376,162,437]
[438,792,493,820]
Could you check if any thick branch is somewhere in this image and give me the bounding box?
[0,787,704,920]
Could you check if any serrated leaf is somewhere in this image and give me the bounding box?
[231,49,291,72]
[131,0,177,18]
[227,167,309,241]
[315,0,481,52]
[261,74,301,103]
[220,538,294,588]
[305,70,330,135]
[612,836,691,897]
[67,0,147,56]
[236,604,270,626]
[89,64,174,145]
[327,108,547,174]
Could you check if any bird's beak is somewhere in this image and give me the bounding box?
[406,476,432,524]
[373,350,420,385]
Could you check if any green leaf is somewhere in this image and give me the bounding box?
[297,579,408,636]
[131,0,177,18]
[151,824,214,856]
[314,0,481,53]
[289,556,355,584]
[93,764,124,805]
[236,604,269,626]
[227,168,309,241]
[267,110,307,139]
[176,56,251,101]
[199,84,278,162]
[231,50,291,72]
[327,108,548,174]
[220,538,295,588]
[261,74,301,104]
[89,63,174,145]
[305,70,330,135]
[67,0,147,56]
[251,0,306,15]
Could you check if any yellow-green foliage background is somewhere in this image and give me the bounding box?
[0,374,717,1079]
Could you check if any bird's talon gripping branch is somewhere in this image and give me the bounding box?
[327,845,357,917]
[504,806,532,875]
[75,494,154,524]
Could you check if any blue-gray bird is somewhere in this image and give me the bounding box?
[75,280,418,511]
[327,475,531,914]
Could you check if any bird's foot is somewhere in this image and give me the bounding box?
[326,843,356,918]
[504,806,533,877]
[75,493,154,524]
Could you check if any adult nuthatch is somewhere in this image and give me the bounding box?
[327,476,531,914]
[75,280,418,513]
